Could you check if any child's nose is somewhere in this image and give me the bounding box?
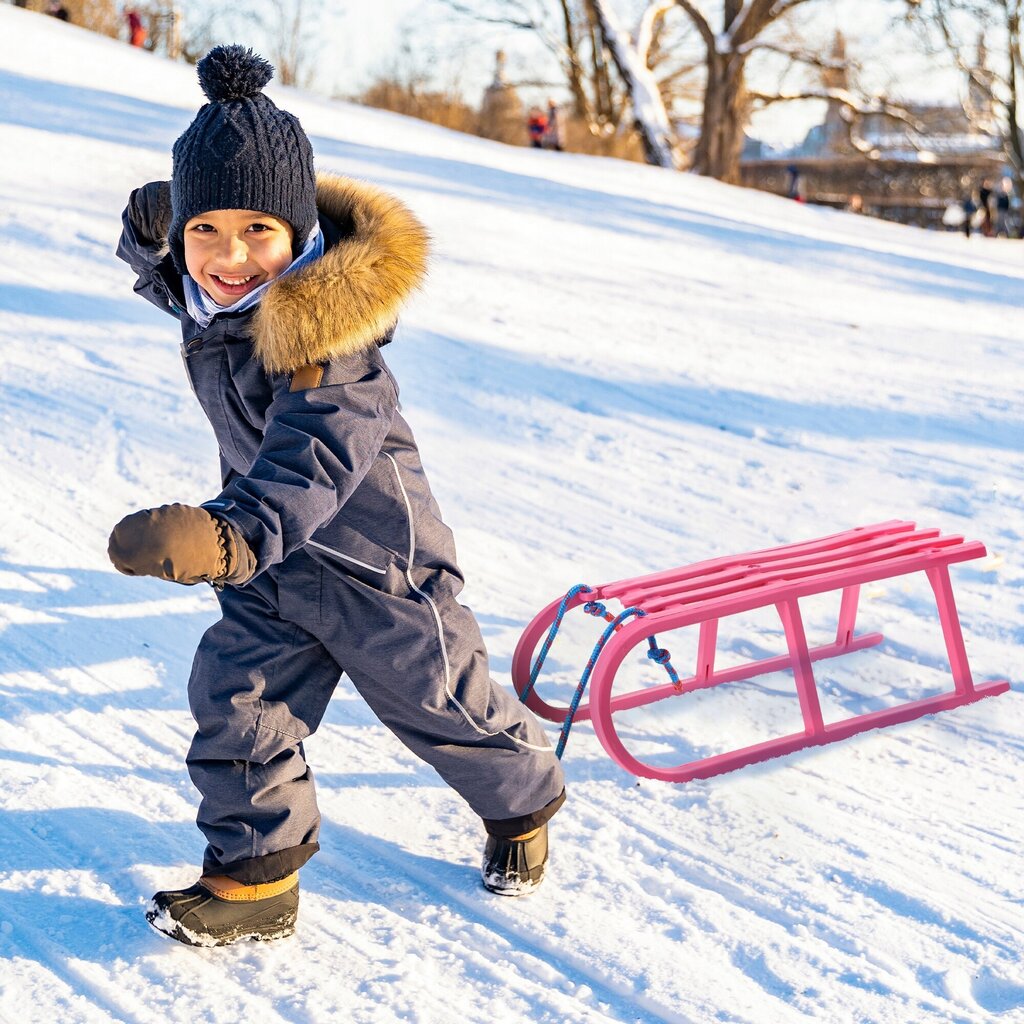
[221,235,248,263]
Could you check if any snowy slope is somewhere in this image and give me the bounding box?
[1,6,1022,1023]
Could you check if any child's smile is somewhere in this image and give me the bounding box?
[210,272,260,298]
[184,209,295,306]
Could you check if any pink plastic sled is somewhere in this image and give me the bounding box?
[512,521,1009,782]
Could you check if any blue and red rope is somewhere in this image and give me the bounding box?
[521,585,682,759]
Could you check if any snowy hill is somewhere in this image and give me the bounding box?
[1,6,1022,1022]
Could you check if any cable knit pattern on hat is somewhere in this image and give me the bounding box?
[167,45,317,273]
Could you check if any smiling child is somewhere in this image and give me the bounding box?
[109,45,565,947]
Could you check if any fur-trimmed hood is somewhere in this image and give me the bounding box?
[250,174,430,375]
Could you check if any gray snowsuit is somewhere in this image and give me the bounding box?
[116,174,565,884]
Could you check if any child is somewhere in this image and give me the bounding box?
[527,107,548,148]
[110,45,565,947]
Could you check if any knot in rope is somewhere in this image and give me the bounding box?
[584,600,623,630]
[647,636,682,690]
[647,646,671,665]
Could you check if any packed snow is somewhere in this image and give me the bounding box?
[1,7,1022,1023]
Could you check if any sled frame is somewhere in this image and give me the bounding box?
[512,521,1009,782]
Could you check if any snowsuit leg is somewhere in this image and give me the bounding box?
[307,557,565,836]
[186,554,342,883]
[187,550,564,884]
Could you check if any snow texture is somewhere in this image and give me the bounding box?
[0,6,1022,1023]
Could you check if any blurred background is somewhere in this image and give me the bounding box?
[13,0,1024,232]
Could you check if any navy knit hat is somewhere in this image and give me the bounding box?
[168,45,317,273]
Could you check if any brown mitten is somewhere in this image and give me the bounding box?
[127,180,172,245]
[108,504,255,586]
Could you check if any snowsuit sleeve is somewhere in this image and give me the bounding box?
[202,348,399,577]
[114,190,182,319]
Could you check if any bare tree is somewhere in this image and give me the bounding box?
[358,30,479,137]
[905,0,1024,188]
[178,6,220,65]
[178,0,323,85]
[591,1,917,181]
[440,0,914,180]
[746,28,923,158]
[590,0,681,165]
[437,0,635,138]
[667,0,839,182]
[252,0,321,87]
[135,2,183,58]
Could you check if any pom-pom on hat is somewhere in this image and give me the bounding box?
[167,45,317,273]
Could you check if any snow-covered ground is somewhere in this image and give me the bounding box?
[1,7,1022,1023]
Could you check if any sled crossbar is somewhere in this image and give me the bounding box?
[512,521,1009,782]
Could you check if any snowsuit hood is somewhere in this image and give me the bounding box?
[251,174,431,374]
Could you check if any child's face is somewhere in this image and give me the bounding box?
[183,209,295,305]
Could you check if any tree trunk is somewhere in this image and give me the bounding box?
[558,0,591,120]
[591,0,679,168]
[585,0,615,125]
[692,51,748,183]
[1006,1,1024,197]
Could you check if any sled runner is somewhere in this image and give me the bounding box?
[513,521,1009,782]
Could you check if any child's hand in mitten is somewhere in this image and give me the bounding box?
[108,504,255,586]
[127,180,172,245]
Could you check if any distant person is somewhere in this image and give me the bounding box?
[978,178,994,236]
[994,176,1014,237]
[48,1,70,20]
[110,45,564,947]
[527,107,548,149]
[785,164,804,202]
[125,8,148,48]
[846,193,864,215]
[544,99,563,151]
[961,192,978,239]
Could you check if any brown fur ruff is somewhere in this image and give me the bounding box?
[250,174,430,375]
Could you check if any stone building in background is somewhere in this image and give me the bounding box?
[479,51,525,146]
[742,33,1006,227]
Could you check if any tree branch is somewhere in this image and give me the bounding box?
[769,0,819,16]
[674,0,717,54]
[435,0,537,30]
[729,0,821,49]
[750,88,922,128]
[903,2,1011,135]
[637,0,676,62]
[736,39,857,70]
[729,0,776,45]
[750,88,927,156]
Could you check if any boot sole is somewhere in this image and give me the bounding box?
[481,871,545,897]
[146,905,297,947]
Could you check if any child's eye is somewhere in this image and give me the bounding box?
[248,223,271,233]
[190,224,215,233]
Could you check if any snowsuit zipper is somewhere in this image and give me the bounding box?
[305,539,387,575]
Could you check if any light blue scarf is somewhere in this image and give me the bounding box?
[183,224,325,329]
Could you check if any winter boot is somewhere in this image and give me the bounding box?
[145,872,299,946]
[480,823,548,896]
